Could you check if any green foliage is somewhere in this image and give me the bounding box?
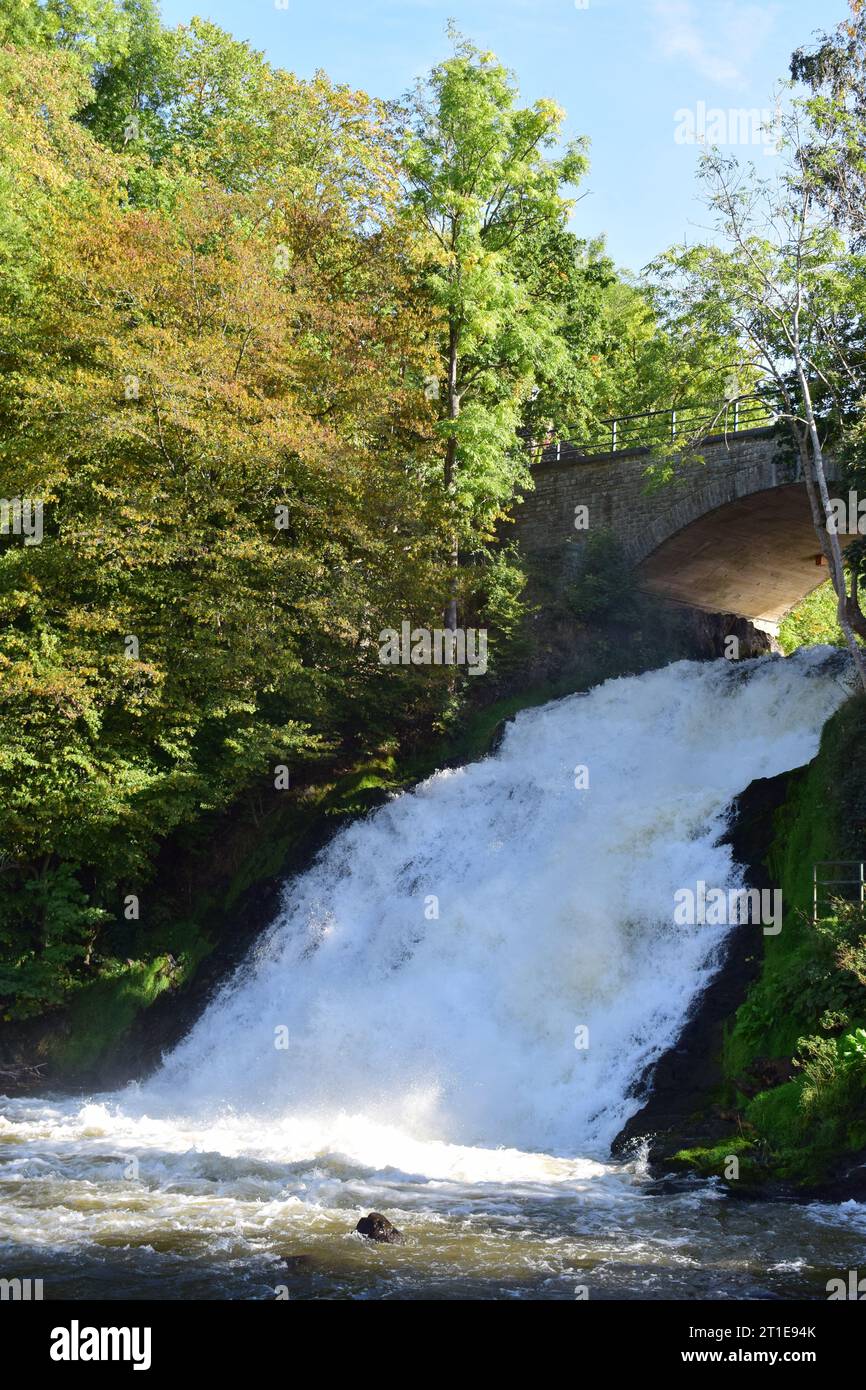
[460,543,532,678]
[401,30,588,555]
[778,580,847,654]
[585,274,752,428]
[836,414,866,601]
[0,21,445,1017]
[1,0,130,58]
[842,1025,866,1063]
[0,864,108,1019]
[562,531,638,623]
[742,1033,866,1182]
[791,6,866,248]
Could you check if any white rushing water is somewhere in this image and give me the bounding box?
[2,649,864,1299]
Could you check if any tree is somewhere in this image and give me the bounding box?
[569,270,756,428]
[400,31,588,630]
[791,0,866,670]
[0,0,134,60]
[0,40,443,1016]
[791,1,866,243]
[650,112,866,691]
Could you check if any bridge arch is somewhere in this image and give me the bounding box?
[637,482,845,635]
[512,417,847,635]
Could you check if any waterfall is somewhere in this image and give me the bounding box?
[121,648,849,1169]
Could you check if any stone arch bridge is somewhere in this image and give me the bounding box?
[512,403,843,636]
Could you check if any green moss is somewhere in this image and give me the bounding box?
[719,693,866,1185]
[54,959,175,1074]
[42,913,217,1075]
[745,1081,803,1148]
[670,1135,766,1183]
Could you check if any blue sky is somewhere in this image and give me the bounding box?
[158,0,843,273]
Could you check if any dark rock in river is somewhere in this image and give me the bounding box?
[356,1212,404,1243]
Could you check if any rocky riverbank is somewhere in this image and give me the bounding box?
[615,682,866,1200]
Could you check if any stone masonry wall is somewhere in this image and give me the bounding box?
[512,428,799,566]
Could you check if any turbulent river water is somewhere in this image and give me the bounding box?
[2,650,865,1300]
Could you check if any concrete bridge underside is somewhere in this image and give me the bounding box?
[638,483,850,633]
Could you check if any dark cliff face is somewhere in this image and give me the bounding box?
[673,609,777,661]
[611,768,798,1165]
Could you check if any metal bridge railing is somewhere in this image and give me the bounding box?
[813,861,866,922]
[532,397,776,467]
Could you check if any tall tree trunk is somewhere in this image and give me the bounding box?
[793,351,866,691]
[444,327,460,635]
